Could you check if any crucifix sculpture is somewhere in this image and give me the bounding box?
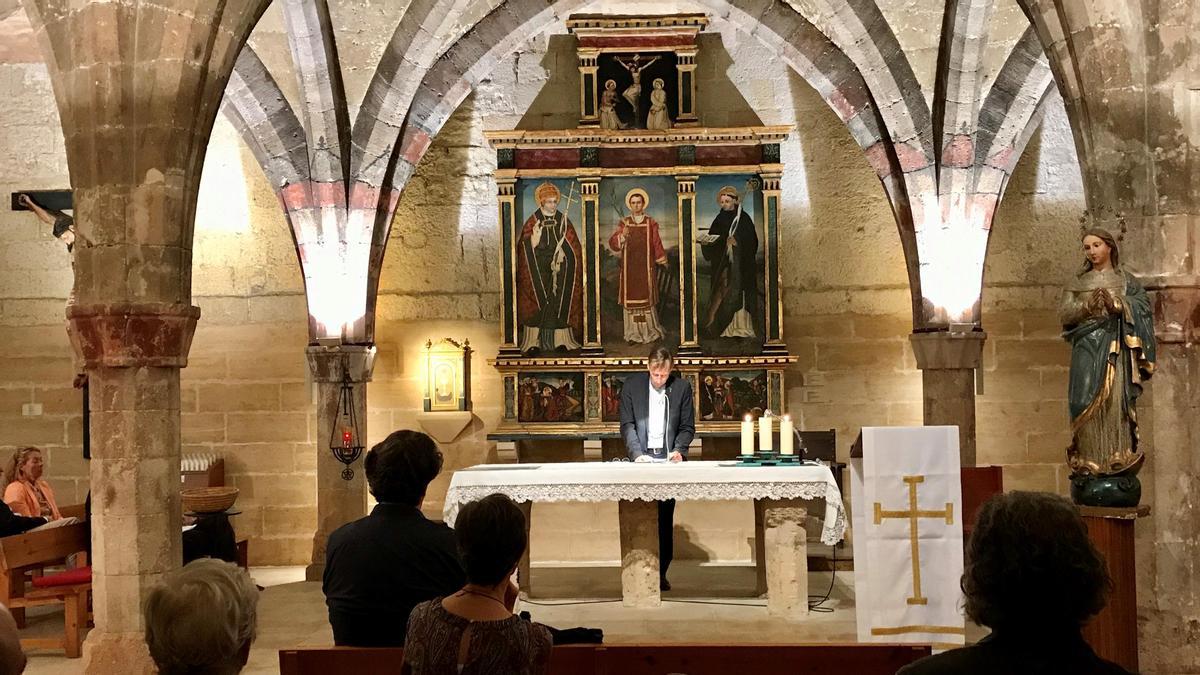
[873,475,955,606]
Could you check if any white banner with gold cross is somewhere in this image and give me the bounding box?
[850,426,965,648]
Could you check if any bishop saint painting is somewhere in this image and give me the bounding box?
[700,185,758,338]
[608,187,668,343]
[516,182,584,353]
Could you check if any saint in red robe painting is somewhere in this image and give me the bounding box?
[516,181,584,353]
[608,188,668,344]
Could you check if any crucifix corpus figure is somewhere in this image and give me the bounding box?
[19,193,77,252]
[615,54,661,127]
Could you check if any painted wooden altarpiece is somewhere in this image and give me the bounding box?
[488,14,797,443]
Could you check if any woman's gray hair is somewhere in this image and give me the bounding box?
[144,559,259,675]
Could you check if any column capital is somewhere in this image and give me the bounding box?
[305,344,377,383]
[67,302,200,368]
[909,330,987,370]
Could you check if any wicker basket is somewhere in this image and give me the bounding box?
[181,487,239,514]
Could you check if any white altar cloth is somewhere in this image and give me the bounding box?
[443,460,846,545]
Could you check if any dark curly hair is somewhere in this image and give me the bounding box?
[962,491,1110,631]
[364,430,443,506]
[455,494,528,586]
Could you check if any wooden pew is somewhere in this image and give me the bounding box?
[279,643,931,675]
[0,521,91,657]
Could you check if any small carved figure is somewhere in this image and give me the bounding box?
[646,78,671,130]
[615,54,661,126]
[599,79,622,130]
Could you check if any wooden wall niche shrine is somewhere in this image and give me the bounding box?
[488,13,797,441]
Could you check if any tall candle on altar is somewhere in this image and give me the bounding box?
[759,411,773,452]
[780,414,794,455]
[741,415,754,454]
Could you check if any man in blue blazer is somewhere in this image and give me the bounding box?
[619,347,695,591]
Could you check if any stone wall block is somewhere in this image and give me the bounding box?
[226,412,309,444]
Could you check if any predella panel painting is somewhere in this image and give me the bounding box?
[698,369,768,421]
[517,372,586,423]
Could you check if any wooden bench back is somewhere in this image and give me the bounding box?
[0,523,89,571]
[279,643,931,675]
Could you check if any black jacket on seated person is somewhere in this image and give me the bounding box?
[897,629,1131,675]
[0,501,46,538]
[323,502,465,647]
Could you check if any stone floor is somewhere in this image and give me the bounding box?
[23,563,942,674]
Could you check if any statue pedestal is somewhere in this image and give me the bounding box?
[1079,505,1149,673]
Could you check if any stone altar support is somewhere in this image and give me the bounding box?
[443,461,845,613]
[850,426,965,648]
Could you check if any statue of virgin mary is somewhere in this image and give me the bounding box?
[1059,228,1156,506]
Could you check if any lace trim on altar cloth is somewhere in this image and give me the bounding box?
[444,481,847,546]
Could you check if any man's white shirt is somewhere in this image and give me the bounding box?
[647,380,668,452]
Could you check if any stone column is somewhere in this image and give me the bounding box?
[754,498,809,617]
[305,345,376,581]
[910,331,986,468]
[67,303,199,673]
[618,499,660,607]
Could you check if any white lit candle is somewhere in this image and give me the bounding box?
[780,415,794,455]
[759,411,773,452]
[741,415,754,455]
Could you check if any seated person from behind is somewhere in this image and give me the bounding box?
[144,558,259,675]
[323,430,465,647]
[899,491,1131,675]
[4,447,61,521]
[403,493,552,675]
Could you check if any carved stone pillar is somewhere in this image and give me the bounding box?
[910,331,986,467]
[305,345,376,581]
[68,303,199,672]
[754,498,809,617]
[618,499,660,607]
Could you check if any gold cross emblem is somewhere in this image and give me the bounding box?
[873,475,954,606]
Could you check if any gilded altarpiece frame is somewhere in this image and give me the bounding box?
[488,14,797,440]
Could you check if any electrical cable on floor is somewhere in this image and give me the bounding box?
[807,544,839,613]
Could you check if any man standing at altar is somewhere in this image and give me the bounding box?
[618,347,695,591]
[516,181,584,354]
[609,188,669,344]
